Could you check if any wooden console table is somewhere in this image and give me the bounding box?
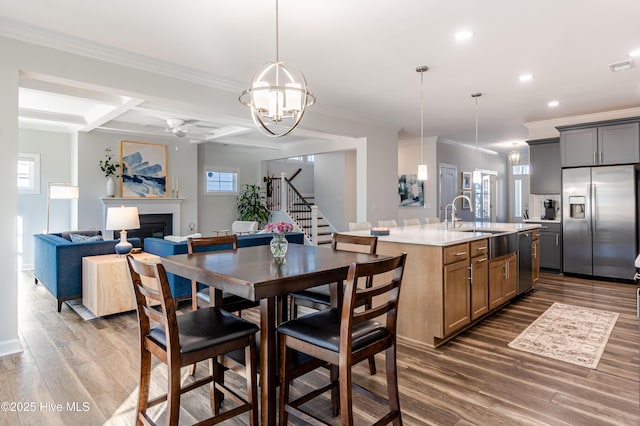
[82,252,159,317]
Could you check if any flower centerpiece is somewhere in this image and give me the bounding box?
[264,221,294,259]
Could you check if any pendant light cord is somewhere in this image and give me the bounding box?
[420,70,424,164]
[275,0,279,63]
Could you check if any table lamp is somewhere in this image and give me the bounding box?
[106,205,140,255]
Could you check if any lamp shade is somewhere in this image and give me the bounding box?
[106,206,140,231]
[49,184,79,199]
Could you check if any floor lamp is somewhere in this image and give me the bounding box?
[46,183,79,233]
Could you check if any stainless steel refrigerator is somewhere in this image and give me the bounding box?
[562,165,638,280]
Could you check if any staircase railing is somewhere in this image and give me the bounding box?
[265,173,319,244]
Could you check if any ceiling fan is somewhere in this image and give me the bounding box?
[163,118,195,137]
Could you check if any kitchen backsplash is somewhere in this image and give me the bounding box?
[528,194,561,221]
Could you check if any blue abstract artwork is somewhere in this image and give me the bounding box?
[121,141,167,198]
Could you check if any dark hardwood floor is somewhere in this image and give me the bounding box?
[1,271,638,425]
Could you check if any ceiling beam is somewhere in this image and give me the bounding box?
[80,97,145,132]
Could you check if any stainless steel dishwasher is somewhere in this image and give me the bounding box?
[517,231,533,295]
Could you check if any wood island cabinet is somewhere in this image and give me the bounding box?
[532,229,540,284]
[443,243,470,336]
[469,239,489,320]
[488,253,517,310]
[378,238,498,348]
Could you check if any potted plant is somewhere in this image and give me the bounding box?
[99,147,120,197]
[236,184,271,227]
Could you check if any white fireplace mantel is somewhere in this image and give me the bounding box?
[101,198,184,238]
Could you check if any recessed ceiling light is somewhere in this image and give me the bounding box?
[454,30,474,41]
[548,100,559,108]
[519,74,534,82]
[628,49,640,58]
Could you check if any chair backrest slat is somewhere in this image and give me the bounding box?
[126,255,180,353]
[188,234,238,254]
[331,233,377,255]
[340,254,406,350]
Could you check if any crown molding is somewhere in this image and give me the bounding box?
[0,17,245,93]
[523,106,640,130]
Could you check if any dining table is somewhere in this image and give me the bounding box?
[160,242,382,425]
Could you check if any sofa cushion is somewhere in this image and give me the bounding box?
[60,230,102,241]
[69,233,104,243]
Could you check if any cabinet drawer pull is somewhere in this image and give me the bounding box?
[541,226,549,229]
[476,247,487,251]
[455,252,467,256]
[475,258,487,263]
[556,234,559,246]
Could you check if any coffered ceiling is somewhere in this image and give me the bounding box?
[3,0,640,153]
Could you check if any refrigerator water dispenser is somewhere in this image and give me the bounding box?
[569,196,585,219]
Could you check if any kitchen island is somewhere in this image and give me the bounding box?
[347,221,540,348]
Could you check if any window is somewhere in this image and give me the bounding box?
[512,164,529,175]
[17,153,40,194]
[205,168,238,193]
[514,179,523,218]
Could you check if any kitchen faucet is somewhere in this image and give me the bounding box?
[446,194,473,229]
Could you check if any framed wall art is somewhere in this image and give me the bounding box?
[462,190,472,209]
[120,140,168,198]
[398,174,424,207]
[462,172,472,190]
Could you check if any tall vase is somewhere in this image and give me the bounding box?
[106,176,115,197]
[270,234,288,259]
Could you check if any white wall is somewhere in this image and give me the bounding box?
[397,136,439,223]
[198,143,273,234]
[314,151,356,232]
[18,129,74,269]
[77,130,198,236]
[0,57,20,356]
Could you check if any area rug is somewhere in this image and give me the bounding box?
[508,302,619,369]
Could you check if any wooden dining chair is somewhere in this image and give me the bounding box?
[278,253,407,426]
[378,219,398,228]
[125,255,259,426]
[347,221,372,231]
[289,233,379,375]
[187,235,259,313]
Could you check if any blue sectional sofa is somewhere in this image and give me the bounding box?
[33,231,141,312]
[144,232,305,299]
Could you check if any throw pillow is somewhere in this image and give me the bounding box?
[69,233,104,243]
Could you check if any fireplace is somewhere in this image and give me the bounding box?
[116,213,173,250]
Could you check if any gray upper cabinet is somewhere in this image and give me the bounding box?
[559,121,640,167]
[598,123,640,165]
[528,138,561,194]
[560,128,597,167]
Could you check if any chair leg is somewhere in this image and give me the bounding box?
[167,361,181,426]
[190,281,199,376]
[210,358,221,414]
[330,365,340,417]
[137,349,152,425]
[278,334,290,426]
[368,355,377,375]
[385,344,402,425]
[246,336,258,426]
[339,362,354,426]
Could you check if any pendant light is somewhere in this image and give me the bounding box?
[509,142,521,165]
[416,66,429,180]
[471,92,482,184]
[239,0,315,137]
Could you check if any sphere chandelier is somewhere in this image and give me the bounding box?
[239,0,315,137]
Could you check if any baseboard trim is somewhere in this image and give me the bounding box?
[0,339,23,358]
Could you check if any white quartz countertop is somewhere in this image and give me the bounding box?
[523,219,561,224]
[345,221,541,247]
